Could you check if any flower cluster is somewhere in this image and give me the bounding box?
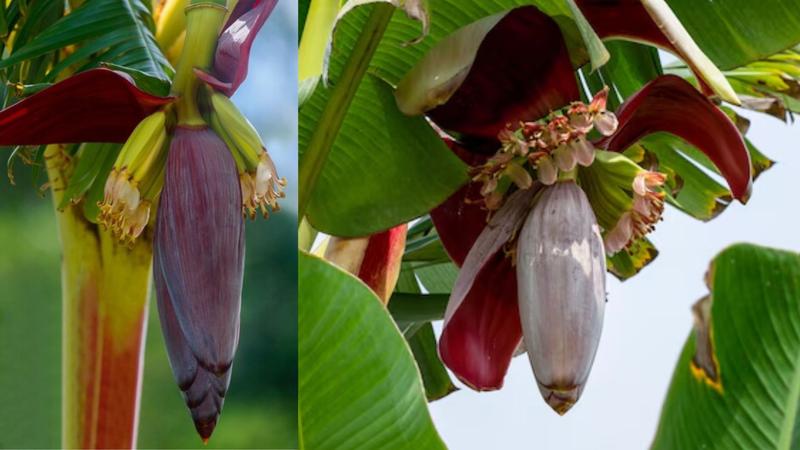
[240,151,286,219]
[604,171,666,254]
[209,90,285,219]
[99,169,153,243]
[97,110,168,244]
[472,88,619,210]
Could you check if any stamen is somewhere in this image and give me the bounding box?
[604,171,666,253]
[470,87,617,210]
[241,151,286,219]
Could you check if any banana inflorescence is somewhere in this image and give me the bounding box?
[99,110,169,243]
[209,90,286,219]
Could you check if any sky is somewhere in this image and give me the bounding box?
[429,97,800,448]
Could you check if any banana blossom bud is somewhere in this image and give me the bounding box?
[516,181,606,414]
[154,126,245,440]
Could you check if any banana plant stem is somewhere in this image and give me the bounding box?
[46,144,153,449]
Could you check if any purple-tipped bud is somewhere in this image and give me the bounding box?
[154,126,244,441]
[516,181,606,415]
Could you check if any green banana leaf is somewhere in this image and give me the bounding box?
[0,0,172,83]
[325,0,605,87]
[667,0,800,70]
[653,244,800,449]
[298,252,445,449]
[300,73,468,236]
[396,263,458,402]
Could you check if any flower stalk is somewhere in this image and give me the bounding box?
[171,0,228,126]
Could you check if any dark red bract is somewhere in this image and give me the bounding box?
[0,69,172,145]
[428,6,579,139]
[196,0,277,96]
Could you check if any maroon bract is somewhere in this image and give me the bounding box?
[427,6,579,139]
[598,74,752,200]
[155,127,244,440]
[196,0,277,96]
[576,0,673,49]
[575,0,717,95]
[0,68,173,145]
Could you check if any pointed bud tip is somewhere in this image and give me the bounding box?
[737,180,753,205]
[195,418,217,443]
[538,383,580,416]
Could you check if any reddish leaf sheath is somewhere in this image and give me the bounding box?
[196,0,277,96]
[0,68,172,145]
[428,6,580,139]
[154,126,244,441]
[599,75,752,201]
[357,225,407,304]
[324,225,408,304]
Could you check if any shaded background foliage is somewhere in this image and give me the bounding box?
[0,1,298,448]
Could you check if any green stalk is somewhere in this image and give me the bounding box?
[171,0,227,126]
[297,3,394,219]
[387,292,449,324]
[298,0,341,81]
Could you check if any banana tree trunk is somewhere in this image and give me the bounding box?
[45,145,153,449]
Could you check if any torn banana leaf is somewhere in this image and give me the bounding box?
[654,244,800,449]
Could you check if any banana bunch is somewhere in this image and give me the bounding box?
[209,90,286,219]
[98,111,169,243]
